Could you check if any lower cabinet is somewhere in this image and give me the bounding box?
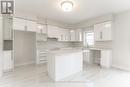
[100,50,112,68]
[3,51,13,72]
[36,49,47,64]
[83,50,93,64]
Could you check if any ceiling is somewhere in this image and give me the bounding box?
[15,0,130,24]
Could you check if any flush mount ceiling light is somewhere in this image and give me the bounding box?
[61,0,73,12]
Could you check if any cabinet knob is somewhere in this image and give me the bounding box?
[100,32,102,39]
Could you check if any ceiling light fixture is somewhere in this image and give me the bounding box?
[61,1,73,12]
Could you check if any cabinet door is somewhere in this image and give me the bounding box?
[26,20,37,32]
[58,28,70,41]
[0,17,3,77]
[3,16,13,40]
[13,18,26,31]
[3,51,13,71]
[102,21,112,41]
[94,23,103,41]
[64,29,70,41]
[75,29,83,41]
[100,50,112,68]
[48,25,60,38]
[37,24,47,34]
[70,30,76,41]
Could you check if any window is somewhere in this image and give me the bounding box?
[84,31,94,47]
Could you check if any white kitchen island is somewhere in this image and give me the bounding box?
[47,49,83,81]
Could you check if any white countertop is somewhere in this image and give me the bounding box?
[48,48,83,55]
[83,47,112,51]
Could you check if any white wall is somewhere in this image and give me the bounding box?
[76,14,113,28]
[112,10,130,71]
[14,31,36,66]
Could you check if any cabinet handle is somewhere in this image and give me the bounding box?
[100,32,102,39]
[25,26,27,31]
[40,29,42,34]
[61,35,63,40]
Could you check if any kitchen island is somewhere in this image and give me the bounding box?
[47,48,83,81]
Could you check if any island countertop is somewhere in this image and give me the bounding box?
[48,48,83,55]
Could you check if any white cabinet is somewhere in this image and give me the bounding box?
[13,18,37,32]
[48,25,60,38]
[13,18,26,31]
[100,50,112,68]
[3,51,13,72]
[70,30,76,41]
[26,20,37,32]
[36,24,47,41]
[3,16,13,40]
[0,17,3,77]
[70,29,83,41]
[83,50,93,64]
[48,25,70,41]
[58,28,70,41]
[75,29,83,41]
[94,21,112,41]
[36,24,47,34]
[36,49,47,64]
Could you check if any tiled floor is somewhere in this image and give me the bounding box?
[0,63,130,87]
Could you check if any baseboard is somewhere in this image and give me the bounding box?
[14,62,35,67]
[112,64,130,71]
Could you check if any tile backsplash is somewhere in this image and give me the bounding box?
[37,38,74,50]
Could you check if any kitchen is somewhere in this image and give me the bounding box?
[0,0,130,87]
[0,13,114,82]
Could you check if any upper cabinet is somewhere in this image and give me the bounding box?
[13,18,26,31]
[13,18,37,32]
[75,29,83,41]
[3,16,13,40]
[36,24,47,34]
[13,17,83,42]
[36,24,47,41]
[70,29,83,41]
[48,25,70,41]
[58,28,70,41]
[26,20,37,32]
[70,30,76,41]
[47,25,60,38]
[94,21,112,41]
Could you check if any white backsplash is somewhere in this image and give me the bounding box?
[37,38,75,50]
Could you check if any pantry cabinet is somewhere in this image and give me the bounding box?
[94,21,112,41]
[13,18,37,32]
[3,16,13,40]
